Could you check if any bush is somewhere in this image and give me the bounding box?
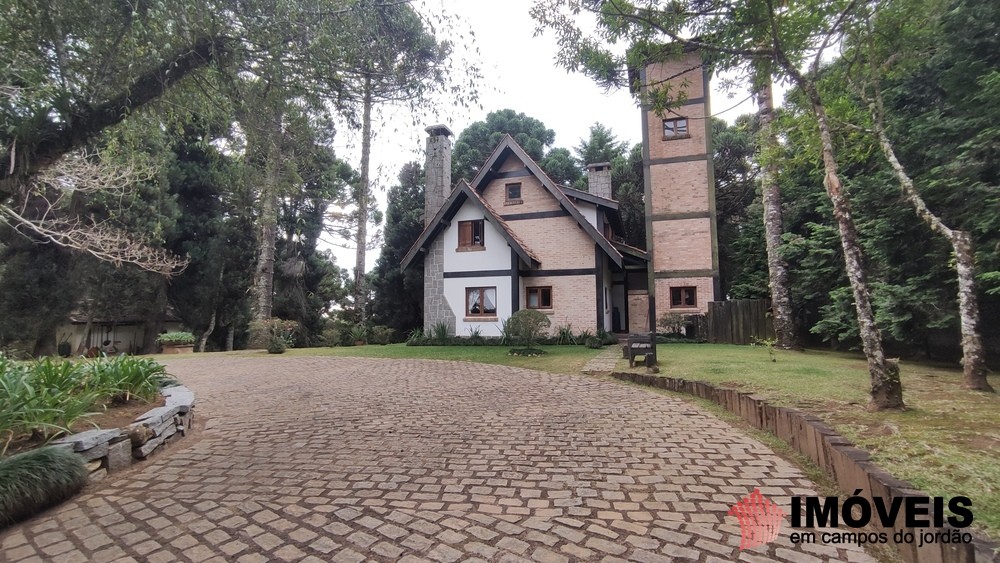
[84,355,173,403]
[249,318,299,350]
[555,325,577,345]
[597,329,618,346]
[267,338,287,354]
[507,310,551,351]
[0,446,89,526]
[369,325,394,345]
[156,331,195,346]
[431,322,449,344]
[585,336,603,349]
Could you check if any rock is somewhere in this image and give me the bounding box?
[77,442,109,462]
[88,468,108,482]
[128,425,154,446]
[106,439,132,472]
[163,386,196,414]
[86,459,103,472]
[52,429,124,452]
[133,406,181,427]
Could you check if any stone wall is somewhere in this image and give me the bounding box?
[423,237,455,335]
[52,385,195,482]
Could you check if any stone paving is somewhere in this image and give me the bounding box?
[0,356,875,562]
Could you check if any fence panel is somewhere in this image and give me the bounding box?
[706,299,775,345]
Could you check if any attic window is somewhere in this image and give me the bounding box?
[505,183,522,205]
[458,219,485,250]
[663,117,689,139]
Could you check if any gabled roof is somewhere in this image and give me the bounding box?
[470,135,624,268]
[558,186,618,210]
[401,180,541,270]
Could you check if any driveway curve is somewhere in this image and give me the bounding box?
[1,356,873,562]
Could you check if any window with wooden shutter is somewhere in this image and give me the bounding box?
[458,219,484,249]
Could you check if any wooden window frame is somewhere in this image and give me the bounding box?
[662,117,690,140]
[457,219,485,250]
[505,182,523,205]
[670,286,697,308]
[525,286,553,310]
[466,286,498,318]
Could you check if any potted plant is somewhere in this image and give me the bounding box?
[156,331,196,354]
[349,325,367,346]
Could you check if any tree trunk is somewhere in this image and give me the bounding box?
[251,124,282,323]
[953,232,992,391]
[197,309,216,353]
[353,76,374,323]
[225,324,235,352]
[868,100,992,391]
[789,69,904,410]
[141,281,168,354]
[756,78,796,349]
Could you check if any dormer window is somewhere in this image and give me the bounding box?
[505,182,522,205]
[458,219,485,250]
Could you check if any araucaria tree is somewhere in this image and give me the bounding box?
[533,0,905,409]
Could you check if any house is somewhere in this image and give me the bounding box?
[404,50,720,338]
[58,305,185,356]
[402,128,649,337]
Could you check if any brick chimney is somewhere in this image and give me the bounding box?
[424,124,453,225]
[586,162,612,200]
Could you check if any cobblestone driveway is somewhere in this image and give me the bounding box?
[0,356,874,562]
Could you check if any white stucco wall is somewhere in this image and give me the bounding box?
[441,200,514,337]
[443,203,512,272]
[578,202,598,229]
[444,276,512,337]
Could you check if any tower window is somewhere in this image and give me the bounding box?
[663,118,689,139]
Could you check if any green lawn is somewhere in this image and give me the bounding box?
[238,343,604,375]
[618,343,1000,541]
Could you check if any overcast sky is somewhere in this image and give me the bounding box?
[326,0,763,272]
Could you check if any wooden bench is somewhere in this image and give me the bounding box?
[625,332,656,368]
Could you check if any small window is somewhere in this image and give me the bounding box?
[526,287,552,309]
[467,287,497,317]
[505,182,522,205]
[458,219,485,249]
[663,117,689,139]
[670,286,697,308]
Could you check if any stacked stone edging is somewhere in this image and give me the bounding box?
[611,372,999,563]
[52,385,195,482]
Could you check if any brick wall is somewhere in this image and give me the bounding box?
[650,219,714,272]
[520,275,598,335]
[482,156,561,214]
[654,277,715,315]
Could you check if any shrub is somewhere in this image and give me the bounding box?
[84,356,172,403]
[431,322,449,344]
[156,331,195,346]
[585,336,603,349]
[320,326,342,347]
[249,318,299,350]
[267,338,287,354]
[406,327,424,343]
[576,329,594,344]
[657,312,686,335]
[597,329,618,346]
[555,325,577,345]
[506,310,551,351]
[0,446,89,526]
[370,325,394,345]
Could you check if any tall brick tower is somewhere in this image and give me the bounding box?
[640,49,720,327]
